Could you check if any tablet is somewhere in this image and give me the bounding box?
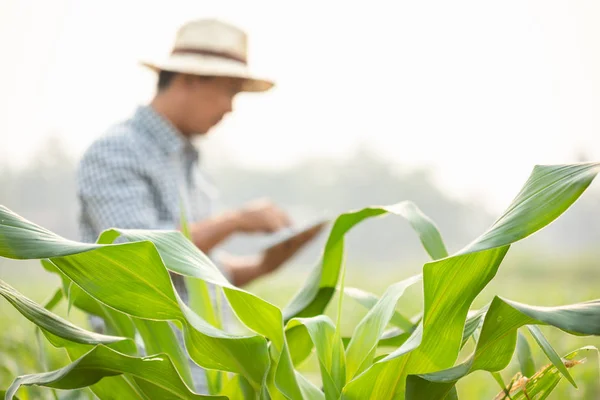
[259,217,330,251]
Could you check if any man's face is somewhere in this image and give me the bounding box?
[181,75,243,135]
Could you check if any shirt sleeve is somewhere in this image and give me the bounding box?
[77,135,174,239]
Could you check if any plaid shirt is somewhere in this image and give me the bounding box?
[76,104,226,301]
[77,105,231,392]
[77,104,218,244]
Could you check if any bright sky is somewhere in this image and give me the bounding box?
[1,0,600,213]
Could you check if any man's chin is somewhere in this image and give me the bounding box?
[192,120,221,136]
[190,129,213,139]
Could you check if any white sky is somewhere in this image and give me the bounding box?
[1,0,600,213]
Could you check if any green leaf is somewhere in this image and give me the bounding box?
[444,387,458,400]
[342,163,600,399]
[377,329,412,348]
[5,345,225,399]
[516,331,536,378]
[490,372,510,399]
[345,274,422,380]
[390,201,448,260]
[204,370,224,398]
[285,315,346,399]
[184,300,271,390]
[403,296,600,398]
[376,306,486,352]
[3,215,272,390]
[66,281,77,316]
[54,243,184,320]
[0,391,20,400]
[133,319,195,389]
[295,371,326,400]
[103,229,288,345]
[273,342,305,400]
[101,228,301,397]
[41,260,137,341]
[53,337,151,400]
[10,241,269,391]
[178,212,219,334]
[42,288,63,311]
[93,235,198,390]
[220,375,255,400]
[186,276,220,328]
[343,287,414,331]
[462,307,487,348]
[283,201,447,322]
[497,346,597,400]
[0,278,127,347]
[527,325,576,387]
[456,163,600,255]
[286,323,317,367]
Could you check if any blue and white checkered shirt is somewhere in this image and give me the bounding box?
[77,104,218,245]
[76,104,225,392]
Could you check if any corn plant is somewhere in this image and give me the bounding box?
[1,162,600,399]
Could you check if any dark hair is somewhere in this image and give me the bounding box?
[157,70,177,91]
[156,70,215,91]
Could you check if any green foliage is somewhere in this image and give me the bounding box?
[1,163,600,399]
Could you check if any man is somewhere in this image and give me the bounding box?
[76,18,322,392]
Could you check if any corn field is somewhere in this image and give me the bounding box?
[1,162,600,399]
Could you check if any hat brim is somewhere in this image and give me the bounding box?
[140,53,274,93]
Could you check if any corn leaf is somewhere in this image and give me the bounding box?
[99,228,312,398]
[42,288,63,311]
[51,335,153,400]
[527,325,576,387]
[0,209,271,392]
[0,278,126,347]
[286,323,317,366]
[404,296,600,398]
[29,286,156,399]
[516,331,536,378]
[5,345,224,399]
[342,163,600,399]
[220,375,255,400]
[133,319,195,388]
[93,236,198,390]
[285,315,346,399]
[345,274,422,380]
[0,391,20,400]
[283,201,447,322]
[2,163,599,400]
[497,346,597,400]
[273,342,307,399]
[295,371,326,400]
[343,287,414,331]
[41,259,138,341]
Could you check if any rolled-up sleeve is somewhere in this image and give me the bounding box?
[77,135,174,241]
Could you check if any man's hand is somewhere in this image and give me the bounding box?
[234,199,292,233]
[188,199,290,253]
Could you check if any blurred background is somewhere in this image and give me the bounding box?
[1,1,600,398]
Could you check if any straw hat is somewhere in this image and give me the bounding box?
[141,19,274,92]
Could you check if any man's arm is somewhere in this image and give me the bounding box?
[187,211,240,253]
[78,135,314,286]
[79,136,294,256]
[188,199,292,254]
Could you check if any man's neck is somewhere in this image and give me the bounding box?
[150,96,192,137]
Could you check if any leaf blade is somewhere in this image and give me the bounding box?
[5,345,224,400]
[527,325,576,387]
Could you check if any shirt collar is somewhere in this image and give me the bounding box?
[132,104,199,163]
